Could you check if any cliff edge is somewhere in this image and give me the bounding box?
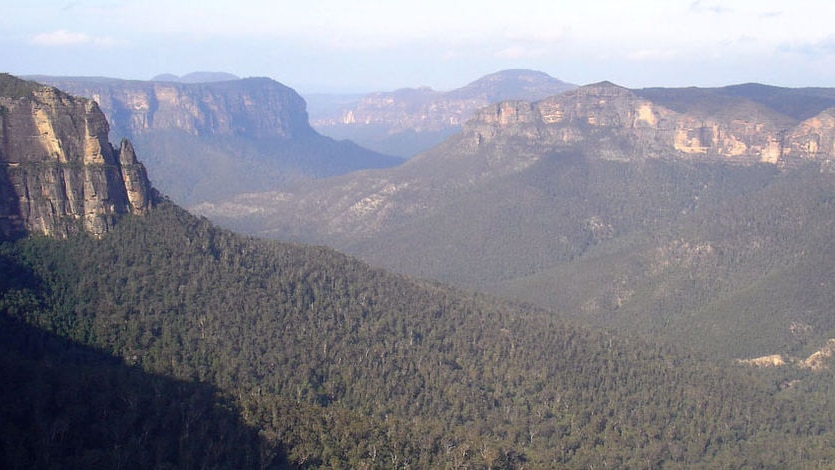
[0,74,152,238]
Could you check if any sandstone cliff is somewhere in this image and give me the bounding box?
[464,81,835,168]
[0,74,152,239]
[34,76,314,141]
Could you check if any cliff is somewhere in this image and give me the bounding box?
[465,82,835,168]
[33,76,315,141]
[0,74,152,239]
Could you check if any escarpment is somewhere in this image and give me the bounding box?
[38,76,315,141]
[465,82,835,168]
[0,74,152,239]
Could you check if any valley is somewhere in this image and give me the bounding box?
[3,72,835,468]
[198,80,835,360]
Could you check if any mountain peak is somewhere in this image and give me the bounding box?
[451,69,575,102]
[585,80,625,88]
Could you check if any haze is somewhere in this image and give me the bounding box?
[3,0,835,92]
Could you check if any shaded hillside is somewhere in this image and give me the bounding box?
[4,202,835,467]
[28,75,400,205]
[0,277,277,468]
[309,69,575,157]
[198,81,835,359]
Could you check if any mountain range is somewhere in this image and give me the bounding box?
[198,80,835,360]
[307,69,576,157]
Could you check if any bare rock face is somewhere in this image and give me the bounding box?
[0,74,152,239]
[34,76,314,141]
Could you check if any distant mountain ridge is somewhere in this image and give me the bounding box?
[308,69,576,157]
[462,81,835,168]
[28,75,400,205]
[206,80,835,239]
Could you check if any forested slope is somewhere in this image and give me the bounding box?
[3,202,835,468]
[0,284,273,468]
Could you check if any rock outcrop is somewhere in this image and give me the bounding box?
[0,74,152,239]
[737,339,835,371]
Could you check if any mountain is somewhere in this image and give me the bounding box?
[198,81,835,359]
[0,74,152,239]
[308,69,576,157]
[28,75,400,205]
[4,77,835,467]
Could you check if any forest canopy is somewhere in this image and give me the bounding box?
[2,201,835,468]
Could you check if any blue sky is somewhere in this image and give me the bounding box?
[3,0,835,93]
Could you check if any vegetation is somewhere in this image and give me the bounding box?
[0,312,273,469]
[278,156,835,360]
[3,201,835,467]
[0,73,40,100]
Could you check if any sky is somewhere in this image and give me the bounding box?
[3,0,835,94]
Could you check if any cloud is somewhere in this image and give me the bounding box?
[29,29,121,47]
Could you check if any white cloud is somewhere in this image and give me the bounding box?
[29,29,121,47]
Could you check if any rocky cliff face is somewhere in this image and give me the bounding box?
[465,82,835,168]
[0,74,152,239]
[34,76,314,141]
[309,69,576,157]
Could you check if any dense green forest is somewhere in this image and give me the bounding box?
[3,201,835,468]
